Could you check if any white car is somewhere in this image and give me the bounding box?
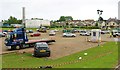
[49,30,56,36]
[116,32,120,36]
[54,29,59,32]
[80,31,91,36]
[63,32,76,37]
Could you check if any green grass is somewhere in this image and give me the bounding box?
[2,42,118,68]
[0,55,2,69]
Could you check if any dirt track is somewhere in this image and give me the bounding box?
[0,30,114,59]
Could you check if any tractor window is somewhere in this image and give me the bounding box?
[6,34,10,39]
[17,34,23,39]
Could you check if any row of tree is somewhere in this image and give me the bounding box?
[54,16,73,22]
[3,16,22,24]
[2,16,73,24]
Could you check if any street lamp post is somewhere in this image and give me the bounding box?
[97,9,103,46]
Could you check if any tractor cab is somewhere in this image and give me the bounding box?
[4,28,28,46]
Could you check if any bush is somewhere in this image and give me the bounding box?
[79,26,100,29]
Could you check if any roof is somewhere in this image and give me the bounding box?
[106,18,119,24]
[84,19,95,22]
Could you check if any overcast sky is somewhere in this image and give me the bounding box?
[0,0,119,21]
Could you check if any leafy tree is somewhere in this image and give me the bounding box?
[59,16,66,21]
[59,16,73,22]
[95,22,98,27]
[98,17,103,21]
[3,16,22,24]
[65,16,73,21]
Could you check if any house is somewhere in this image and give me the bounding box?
[106,18,119,29]
[68,20,81,27]
[83,19,95,26]
[25,18,50,28]
[95,20,107,29]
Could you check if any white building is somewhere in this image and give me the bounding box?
[91,29,101,42]
[25,19,50,28]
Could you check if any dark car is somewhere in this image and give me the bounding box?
[3,30,8,32]
[71,29,78,33]
[33,42,50,57]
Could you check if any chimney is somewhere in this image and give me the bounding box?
[22,7,25,28]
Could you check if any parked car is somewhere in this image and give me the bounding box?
[49,30,56,36]
[37,27,47,33]
[71,28,78,33]
[54,29,59,32]
[30,32,41,37]
[33,42,50,57]
[80,31,91,36]
[3,32,7,35]
[63,32,76,37]
[0,32,6,37]
[101,30,110,34]
[3,30,8,32]
[29,30,33,33]
[112,30,118,37]
[26,30,33,33]
[111,30,120,37]
[116,31,120,36]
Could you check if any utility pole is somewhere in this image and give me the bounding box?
[97,9,103,46]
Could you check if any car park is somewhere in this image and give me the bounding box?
[80,30,91,36]
[33,42,50,57]
[30,32,41,37]
[49,30,56,36]
[63,32,76,37]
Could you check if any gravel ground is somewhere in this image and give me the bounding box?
[0,30,115,59]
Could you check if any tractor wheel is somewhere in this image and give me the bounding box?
[16,46,20,50]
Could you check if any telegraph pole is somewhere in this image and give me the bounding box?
[97,9,103,46]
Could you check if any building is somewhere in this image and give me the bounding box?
[106,18,119,29]
[83,19,95,26]
[11,24,23,27]
[25,18,50,28]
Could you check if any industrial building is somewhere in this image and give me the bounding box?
[25,18,50,28]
